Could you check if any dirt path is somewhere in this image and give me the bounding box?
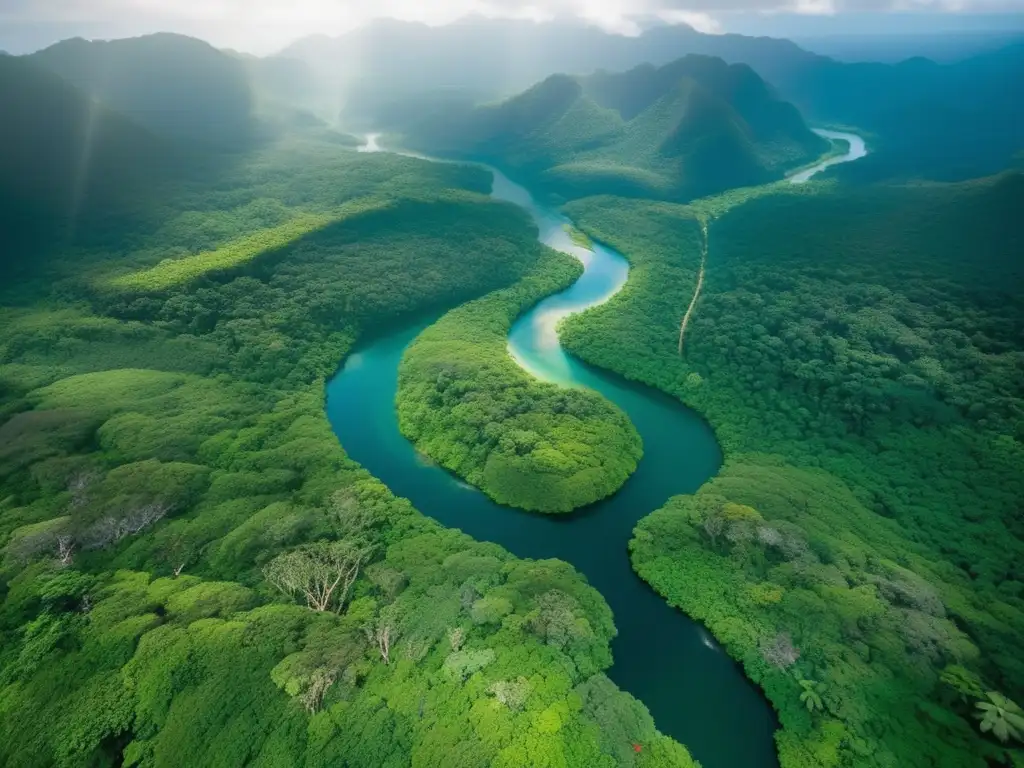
[677,219,708,356]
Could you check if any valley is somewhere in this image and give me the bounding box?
[1,17,1022,768]
[324,132,865,766]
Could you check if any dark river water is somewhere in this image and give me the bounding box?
[326,132,865,766]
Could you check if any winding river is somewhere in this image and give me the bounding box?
[327,132,866,767]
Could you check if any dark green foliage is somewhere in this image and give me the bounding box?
[559,173,1024,766]
[29,33,255,146]
[631,461,999,767]
[398,56,827,204]
[0,55,177,265]
[396,255,642,513]
[783,43,1024,182]
[0,137,692,766]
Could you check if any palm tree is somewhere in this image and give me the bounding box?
[976,692,1024,744]
[798,679,825,713]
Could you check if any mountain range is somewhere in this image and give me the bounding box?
[0,54,174,263]
[384,56,828,203]
[1,34,342,265]
[287,17,1024,182]
[27,33,256,146]
[5,21,1022,246]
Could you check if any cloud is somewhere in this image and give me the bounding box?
[1,0,1020,52]
[657,9,723,33]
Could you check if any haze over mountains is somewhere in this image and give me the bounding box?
[3,19,1023,256]
[288,17,1024,181]
[796,30,1024,64]
[387,56,827,202]
[0,54,175,258]
[0,34,347,261]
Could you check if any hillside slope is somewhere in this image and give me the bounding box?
[0,55,174,270]
[29,33,254,146]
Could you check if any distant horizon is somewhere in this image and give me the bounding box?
[2,9,1024,57]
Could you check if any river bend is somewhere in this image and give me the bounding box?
[326,132,866,767]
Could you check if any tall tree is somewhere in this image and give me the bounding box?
[264,540,370,613]
[976,692,1024,744]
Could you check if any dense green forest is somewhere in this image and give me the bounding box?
[396,253,642,513]
[559,173,1024,767]
[391,56,827,204]
[0,128,695,766]
[5,21,1024,767]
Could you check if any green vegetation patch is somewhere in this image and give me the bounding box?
[563,223,593,250]
[397,253,642,513]
[105,205,371,293]
[632,460,1010,767]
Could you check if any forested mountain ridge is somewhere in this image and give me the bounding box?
[28,33,255,146]
[794,42,1024,181]
[396,56,827,203]
[0,55,176,270]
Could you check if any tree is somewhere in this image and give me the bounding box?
[702,514,725,548]
[299,668,337,714]
[165,533,197,578]
[488,677,531,711]
[365,618,396,665]
[122,501,172,536]
[470,595,512,625]
[939,664,984,704]
[448,626,465,652]
[368,566,407,601]
[976,692,1024,744]
[444,648,495,682]
[528,590,591,649]
[80,501,172,550]
[55,535,75,567]
[5,518,71,564]
[725,522,755,547]
[66,470,99,510]
[760,632,800,670]
[330,486,385,543]
[459,581,481,611]
[264,540,369,612]
[798,679,825,713]
[756,526,783,548]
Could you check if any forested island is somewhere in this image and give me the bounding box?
[2,17,1023,768]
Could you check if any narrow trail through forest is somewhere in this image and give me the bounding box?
[678,219,708,355]
[675,130,866,357]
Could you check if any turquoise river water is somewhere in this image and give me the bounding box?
[326,131,866,766]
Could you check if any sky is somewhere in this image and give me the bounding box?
[1,0,1023,54]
